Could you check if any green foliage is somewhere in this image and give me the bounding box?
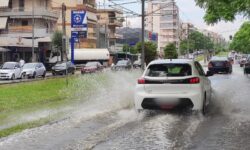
[164,43,178,59]
[135,41,157,64]
[230,22,250,53]
[122,44,138,54]
[52,30,63,50]
[180,31,214,55]
[195,0,250,24]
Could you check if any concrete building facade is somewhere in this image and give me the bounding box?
[97,9,123,51]
[146,0,180,52]
[0,0,59,63]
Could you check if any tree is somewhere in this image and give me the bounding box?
[52,30,63,51]
[180,31,215,55]
[195,0,250,24]
[52,30,64,61]
[122,44,138,54]
[164,43,178,59]
[230,22,250,53]
[135,41,157,65]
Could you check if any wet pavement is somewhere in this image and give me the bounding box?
[1,65,250,150]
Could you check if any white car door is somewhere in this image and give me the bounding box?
[195,62,212,101]
[14,63,22,79]
[36,64,42,76]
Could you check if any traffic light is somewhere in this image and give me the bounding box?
[229,35,233,40]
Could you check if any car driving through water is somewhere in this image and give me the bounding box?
[208,57,233,74]
[134,59,213,115]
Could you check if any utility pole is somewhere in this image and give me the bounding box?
[62,3,67,62]
[32,0,35,62]
[141,0,145,70]
[125,15,128,59]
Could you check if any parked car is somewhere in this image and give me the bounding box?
[21,63,46,78]
[208,57,232,74]
[0,62,22,80]
[133,60,141,68]
[81,61,103,74]
[244,56,250,75]
[111,59,132,71]
[52,61,76,75]
[134,59,213,115]
[239,54,248,67]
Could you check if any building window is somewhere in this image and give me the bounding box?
[160,23,174,28]
[22,20,28,26]
[161,15,173,21]
[9,0,12,9]
[19,0,24,11]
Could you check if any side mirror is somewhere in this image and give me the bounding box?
[206,71,214,77]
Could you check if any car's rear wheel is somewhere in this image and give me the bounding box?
[11,74,15,80]
[202,94,207,116]
[33,72,36,79]
[42,71,46,78]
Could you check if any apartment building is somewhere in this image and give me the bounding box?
[146,0,180,52]
[52,0,98,49]
[0,0,59,63]
[97,9,123,51]
[180,23,196,40]
[199,29,226,46]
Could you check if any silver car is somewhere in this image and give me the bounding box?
[21,63,46,78]
[0,62,22,80]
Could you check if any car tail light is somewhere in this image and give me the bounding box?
[208,62,213,68]
[138,78,145,84]
[189,77,200,84]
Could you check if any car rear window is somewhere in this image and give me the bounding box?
[146,64,192,77]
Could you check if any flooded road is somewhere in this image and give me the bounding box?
[1,65,250,150]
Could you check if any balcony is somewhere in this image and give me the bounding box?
[0,8,60,21]
[0,26,52,38]
[108,19,123,27]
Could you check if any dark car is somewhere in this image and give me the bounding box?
[244,56,250,75]
[208,57,232,74]
[52,61,76,76]
[81,62,103,74]
[112,60,132,71]
[239,54,248,67]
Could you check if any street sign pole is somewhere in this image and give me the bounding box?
[71,10,87,64]
[71,37,75,64]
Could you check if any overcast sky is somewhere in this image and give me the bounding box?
[96,0,247,40]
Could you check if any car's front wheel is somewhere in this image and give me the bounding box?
[202,94,207,115]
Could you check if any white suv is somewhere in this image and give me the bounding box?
[134,59,213,115]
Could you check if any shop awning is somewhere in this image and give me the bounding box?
[0,17,7,29]
[0,0,9,8]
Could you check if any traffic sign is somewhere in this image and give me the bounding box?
[71,10,87,31]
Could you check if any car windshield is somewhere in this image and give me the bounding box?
[117,60,128,65]
[1,63,15,69]
[23,63,36,69]
[211,57,228,61]
[86,62,98,67]
[146,64,192,77]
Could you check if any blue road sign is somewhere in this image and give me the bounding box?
[71,10,87,31]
